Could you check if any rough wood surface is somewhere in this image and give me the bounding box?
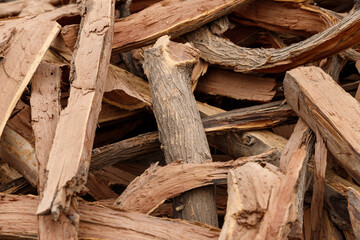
[37,0,115,219]
[0,126,37,186]
[0,194,220,240]
[114,150,277,214]
[90,101,296,170]
[262,119,314,239]
[219,162,283,240]
[347,188,360,239]
[311,130,327,240]
[0,20,60,138]
[196,68,276,102]
[62,0,252,53]
[232,0,335,36]
[30,61,78,240]
[143,35,218,226]
[186,9,360,73]
[284,66,360,183]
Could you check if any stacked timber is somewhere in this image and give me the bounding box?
[0,0,360,239]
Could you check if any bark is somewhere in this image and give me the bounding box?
[143,35,218,226]
[37,0,115,219]
[0,20,60,137]
[114,150,278,214]
[0,194,220,240]
[196,68,276,103]
[284,66,360,183]
[186,9,360,73]
[90,101,296,170]
[62,0,253,53]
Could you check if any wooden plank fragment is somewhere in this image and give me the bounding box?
[186,9,360,73]
[90,101,296,169]
[62,0,252,53]
[0,194,220,240]
[311,130,327,240]
[219,162,283,240]
[262,119,314,239]
[30,61,78,240]
[196,68,276,102]
[143,35,218,226]
[284,66,360,183]
[37,0,115,218]
[347,188,360,239]
[0,20,60,138]
[114,150,278,214]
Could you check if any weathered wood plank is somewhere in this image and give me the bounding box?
[143,36,218,226]
[284,66,360,183]
[37,0,115,218]
[0,20,60,137]
[30,61,78,239]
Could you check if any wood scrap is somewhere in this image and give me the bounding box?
[114,150,277,214]
[37,0,115,219]
[0,194,221,240]
[0,20,60,137]
[284,66,360,183]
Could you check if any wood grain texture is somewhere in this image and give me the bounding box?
[114,150,278,214]
[347,188,360,239]
[0,126,37,186]
[62,0,252,53]
[90,101,296,170]
[232,0,335,36]
[186,9,360,73]
[143,35,218,226]
[0,194,220,240]
[284,66,360,183]
[30,61,78,240]
[219,162,283,240]
[0,0,25,18]
[311,130,327,240]
[37,0,115,219]
[196,68,276,102]
[0,20,60,138]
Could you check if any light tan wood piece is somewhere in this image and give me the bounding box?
[284,66,360,183]
[37,0,115,219]
[30,61,78,239]
[0,20,60,138]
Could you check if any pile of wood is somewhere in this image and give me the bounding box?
[1,0,360,239]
